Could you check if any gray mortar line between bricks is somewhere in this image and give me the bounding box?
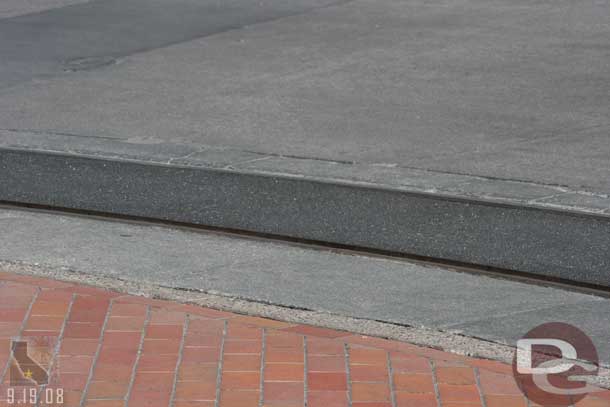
[36,293,76,407]
[344,343,352,407]
[124,305,152,407]
[430,359,442,407]
[169,314,189,407]
[387,351,397,407]
[214,320,228,407]
[474,367,489,407]
[259,328,267,407]
[80,298,115,407]
[303,335,308,407]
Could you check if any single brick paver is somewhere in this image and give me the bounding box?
[0,273,608,407]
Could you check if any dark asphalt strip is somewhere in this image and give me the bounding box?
[0,0,345,88]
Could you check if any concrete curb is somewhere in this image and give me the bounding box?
[2,130,608,215]
[1,146,609,287]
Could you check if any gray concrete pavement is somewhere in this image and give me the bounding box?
[0,0,608,192]
[1,206,610,365]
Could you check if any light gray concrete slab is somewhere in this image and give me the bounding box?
[0,0,608,193]
[1,206,610,364]
[450,300,610,352]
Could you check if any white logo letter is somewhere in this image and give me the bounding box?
[516,339,577,375]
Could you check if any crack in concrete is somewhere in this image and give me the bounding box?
[0,128,123,140]
[439,299,604,330]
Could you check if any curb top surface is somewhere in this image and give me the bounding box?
[1,132,608,217]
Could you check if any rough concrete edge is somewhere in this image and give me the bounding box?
[1,259,609,390]
[0,132,608,216]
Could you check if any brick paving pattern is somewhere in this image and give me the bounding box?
[0,272,608,407]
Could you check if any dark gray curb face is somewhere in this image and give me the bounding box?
[2,148,609,288]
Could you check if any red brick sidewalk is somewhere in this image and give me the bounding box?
[0,272,608,407]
